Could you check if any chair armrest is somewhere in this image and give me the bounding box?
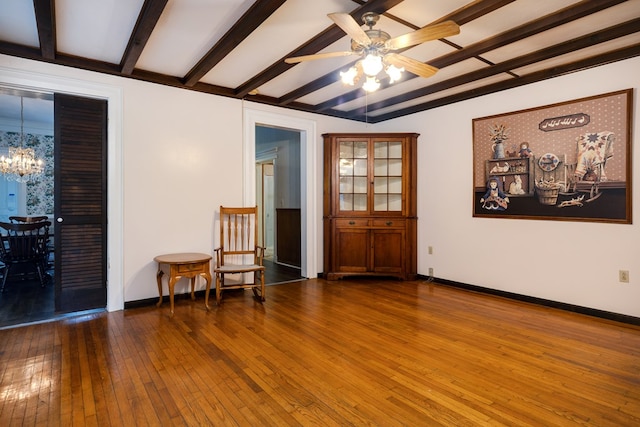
[213,247,222,267]
[255,245,265,266]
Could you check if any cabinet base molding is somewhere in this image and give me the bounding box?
[324,272,417,281]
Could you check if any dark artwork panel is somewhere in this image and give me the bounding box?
[472,89,632,223]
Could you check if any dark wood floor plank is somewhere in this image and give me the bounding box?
[1,278,639,425]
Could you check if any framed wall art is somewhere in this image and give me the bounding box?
[472,88,633,224]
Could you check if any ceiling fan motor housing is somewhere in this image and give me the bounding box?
[361,12,380,28]
[351,29,390,54]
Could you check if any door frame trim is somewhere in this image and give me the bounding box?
[242,107,317,279]
[0,65,124,312]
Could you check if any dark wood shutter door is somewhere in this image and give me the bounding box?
[54,94,107,313]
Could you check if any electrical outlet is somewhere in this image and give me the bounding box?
[619,270,629,283]
[428,246,433,255]
[428,267,434,277]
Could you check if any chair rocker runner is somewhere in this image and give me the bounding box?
[207,206,266,305]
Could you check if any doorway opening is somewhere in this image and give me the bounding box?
[256,125,303,284]
[0,87,110,328]
[0,65,125,324]
[0,88,55,327]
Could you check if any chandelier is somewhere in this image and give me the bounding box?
[0,96,45,183]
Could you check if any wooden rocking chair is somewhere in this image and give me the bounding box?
[207,206,266,305]
[566,131,615,202]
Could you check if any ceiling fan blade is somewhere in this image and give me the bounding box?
[328,12,371,46]
[285,51,356,64]
[386,20,460,50]
[385,53,438,78]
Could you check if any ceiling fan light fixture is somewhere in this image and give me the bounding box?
[361,52,383,77]
[340,66,359,86]
[385,64,404,83]
[362,76,380,93]
[287,12,457,95]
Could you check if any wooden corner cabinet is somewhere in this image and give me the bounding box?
[323,133,418,281]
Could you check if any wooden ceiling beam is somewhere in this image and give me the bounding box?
[183,0,287,87]
[120,0,169,75]
[33,0,56,60]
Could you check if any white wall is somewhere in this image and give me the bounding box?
[378,56,640,318]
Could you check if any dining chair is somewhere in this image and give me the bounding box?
[208,206,266,305]
[9,215,49,223]
[0,221,51,292]
[9,216,53,271]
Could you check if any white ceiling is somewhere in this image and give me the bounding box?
[0,0,639,123]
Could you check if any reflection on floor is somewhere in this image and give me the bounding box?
[0,259,304,329]
[0,277,55,329]
[263,258,304,285]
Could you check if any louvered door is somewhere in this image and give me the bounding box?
[54,94,107,312]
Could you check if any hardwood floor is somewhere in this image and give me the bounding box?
[1,278,639,426]
[0,275,55,328]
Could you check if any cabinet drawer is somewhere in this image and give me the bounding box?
[372,219,405,228]
[176,262,206,273]
[335,218,369,227]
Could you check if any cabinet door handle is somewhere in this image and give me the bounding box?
[386,221,392,226]
[349,221,355,225]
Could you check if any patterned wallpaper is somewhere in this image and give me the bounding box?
[0,130,54,216]
[473,91,629,188]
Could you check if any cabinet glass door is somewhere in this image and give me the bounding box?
[339,141,368,211]
[373,141,403,211]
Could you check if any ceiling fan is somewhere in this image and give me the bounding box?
[285,12,460,91]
